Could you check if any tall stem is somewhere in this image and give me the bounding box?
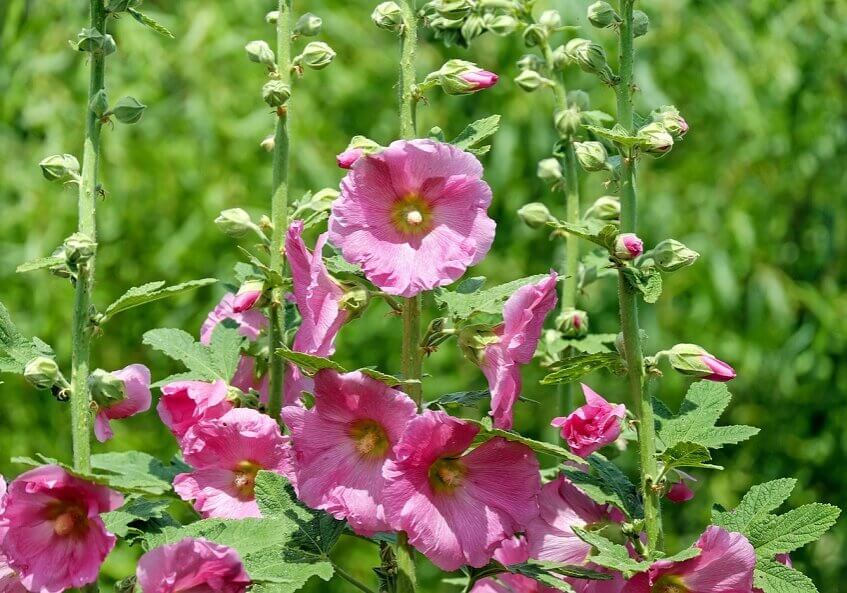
[267,0,292,422]
[71,0,107,473]
[615,0,662,551]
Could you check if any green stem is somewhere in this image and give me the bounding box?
[332,563,378,593]
[615,0,662,552]
[71,0,107,473]
[267,0,292,422]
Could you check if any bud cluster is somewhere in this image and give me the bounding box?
[419,0,518,48]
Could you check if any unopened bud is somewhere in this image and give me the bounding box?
[88,368,127,407]
[110,96,146,124]
[457,326,499,366]
[632,10,650,38]
[574,141,609,172]
[215,208,254,238]
[245,40,276,67]
[568,90,591,110]
[39,154,80,182]
[435,0,473,19]
[539,10,562,30]
[537,158,563,183]
[337,136,382,168]
[518,202,553,229]
[587,1,621,28]
[233,279,265,313]
[89,89,109,118]
[338,284,370,319]
[653,106,689,139]
[551,45,569,70]
[76,27,105,52]
[554,108,582,138]
[297,41,336,70]
[429,60,498,95]
[613,233,643,260]
[487,14,517,36]
[514,69,552,92]
[522,23,547,47]
[666,344,736,382]
[461,15,486,43]
[564,38,615,84]
[262,80,291,108]
[653,239,699,272]
[260,134,275,152]
[24,357,61,390]
[294,12,322,37]
[63,232,96,264]
[558,308,589,338]
[102,34,117,56]
[372,2,404,32]
[265,11,279,24]
[516,54,544,72]
[637,122,674,155]
[584,196,620,221]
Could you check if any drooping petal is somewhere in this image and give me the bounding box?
[93,364,152,443]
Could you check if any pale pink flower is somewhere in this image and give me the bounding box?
[329,139,495,297]
[337,148,363,169]
[622,526,755,593]
[702,354,736,382]
[158,380,233,441]
[481,272,558,429]
[0,466,123,593]
[383,411,540,570]
[200,292,268,345]
[174,408,293,519]
[462,69,499,91]
[94,364,152,442]
[136,537,250,593]
[283,370,416,535]
[551,384,626,458]
[614,233,643,260]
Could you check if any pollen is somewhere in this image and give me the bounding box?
[232,460,262,499]
[349,419,391,459]
[428,457,468,493]
[47,501,89,538]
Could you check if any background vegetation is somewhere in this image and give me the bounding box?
[1,0,844,589]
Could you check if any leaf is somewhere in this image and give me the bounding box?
[323,255,363,276]
[659,442,723,472]
[571,527,651,573]
[0,302,54,374]
[754,558,818,593]
[237,247,285,287]
[583,124,641,148]
[452,115,501,151]
[621,266,663,304]
[91,451,186,495]
[151,371,205,388]
[275,347,407,387]
[208,324,244,383]
[562,334,618,355]
[748,503,841,557]
[425,389,490,409]
[127,8,175,38]
[548,219,618,250]
[540,353,624,386]
[456,276,486,294]
[465,417,585,464]
[16,255,64,273]
[434,275,548,321]
[102,497,172,537]
[712,479,798,534]
[656,381,759,451]
[563,455,644,520]
[102,278,216,320]
[143,327,240,381]
[507,564,575,592]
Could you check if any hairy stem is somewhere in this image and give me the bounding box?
[71,0,107,473]
[267,0,292,422]
[615,0,663,551]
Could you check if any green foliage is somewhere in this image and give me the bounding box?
[563,455,643,520]
[540,352,625,385]
[754,558,819,593]
[143,323,243,383]
[434,274,548,321]
[451,114,501,155]
[102,497,175,539]
[571,527,651,574]
[658,442,722,473]
[102,278,217,321]
[425,389,490,409]
[0,301,54,374]
[466,416,584,464]
[276,346,406,386]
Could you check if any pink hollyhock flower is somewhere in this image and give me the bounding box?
[551,384,626,458]
[383,410,540,570]
[462,69,499,91]
[174,408,293,519]
[337,148,363,169]
[0,477,25,593]
[200,292,268,345]
[230,355,270,402]
[0,466,123,593]
[329,139,495,297]
[614,233,643,260]
[94,363,152,442]
[137,537,250,593]
[282,370,416,535]
[702,354,736,382]
[666,471,696,504]
[622,526,755,593]
[472,536,559,593]
[158,380,233,441]
[667,344,736,382]
[479,272,558,429]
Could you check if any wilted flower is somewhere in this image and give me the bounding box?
[136,538,250,593]
[93,364,152,442]
[551,384,626,457]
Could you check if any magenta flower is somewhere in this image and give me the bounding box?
[337,148,363,169]
[158,380,233,441]
[174,408,293,519]
[667,344,736,382]
[666,472,696,504]
[200,292,268,345]
[614,233,643,260]
[0,554,25,593]
[383,410,540,570]
[462,69,499,91]
[94,363,152,442]
[283,370,416,535]
[480,272,558,429]
[230,355,270,402]
[702,354,736,382]
[551,384,626,458]
[231,282,263,313]
[0,466,123,593]
[622,526,755,593]
[329,139,495,297]
[137,537,250,593]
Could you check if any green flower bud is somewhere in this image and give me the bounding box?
[573,141,609,172]
[567,89,591,110]
[372,2,404,32]
[652,106,689,139]
[434,0,473,20]
[554,108,582,138]
[537,158,563,183]
[298,41,336,70]
[338,283,370,320]
[265,10,279,24]
[88,368,127,408]
[89,89,109,118]
[426,59,498,95]
[262,80,291,108]
[110,96,146,124]
[539,10,562,30]
[584,196,620,221]
[294,12,323,37]
[245,40,276,67]
[215,208,254,238]
[632,10,650,38]
[461,15,486,43]
[564,38,615,84]
[516,54,544,72]
[587,1,621,28]
[551,45,569,70]
[63,232,96,265]
[653,239,699,272]
[39,154,80,182]
[76,27,105,52]
[514,69,552,92]
[666,344,736,382]
[637,122,674,155]
[518,202,554,229]
[557,308,589,338]
[24,357,61,390]
[486,14,517,36]
[522,24,547,47]
[102,34,117,56]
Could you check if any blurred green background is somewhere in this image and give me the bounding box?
[1,0,845,590]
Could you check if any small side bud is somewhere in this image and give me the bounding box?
[372,2,405,32]
[653,106,689,139]
[24,357,61,390]
[260,134,275,152]
[564,38,615,84]
[63,232,97,265]
[294,12,323,37]
[522,23,548,47]
[487,14,517,36]
[89,89,109,118]
[514,69,552,92]
[653,239,699,272]
[613,233,643,260]
[245,40,276,68]
[584,196,620,221]
[338,282,370,319]
[516,54,545,72]
[554,107,582,138]
[666,344,736,382]
[538,10,562,30]
[518,202,554,229]
[265,11,279,24]
[557,308,589,338]
[215,208,254,238]
[457,326,500,366]
[75,27,105,52]
[88,368,127,408]
[632,10,650,38]
[233,279,265,313]
[39,154,80,182]
[262,80,292,108]
[536,158,563,183]
[102,34,117,56]
[461,15,487,44]
[428,59,498,95]
[573,141,609,172]
[297,41,336,70]
[567,89,591,110]
[587,1,621,28]
[637,122,674,155]
[337,136,383,169]
[110,96,146,124]
[434,0,473,19]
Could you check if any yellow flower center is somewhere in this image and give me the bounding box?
[653,576,688,593]
[390,194,432,235]
[46,501,89,538]
[233,460,261,499]
[349,419,391,459]
[428,457,468,493]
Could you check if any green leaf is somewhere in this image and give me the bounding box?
[656,381,759,450]
[621,266,663,304]
[507,563,575,592]
[0,301,54,374]
[548,219,618,250]
[16,255,65,273]
[540,353,625,386]
[323,255,363,276]
[712,479,798,534]
[563,455,644,520]
[275,347,407,387]
[425,389,490,409]
[456,276,486,294]
[655,547,701,563]
[451,115,501,151]
[465,417,585,464]
[127,8,175,38]
[143,327,242,381]
[583,124,641,148]
[90,451,186,495]
[572,527,651,573]
[748,503,841,557]
[102,278,216,320]
[434,274,549,321]
[659,442,723,472]
[562,334,618,355]
[208,324,244,383]
[754,558,818,593]
[150,371,205,388]
[237,247,285,287]
[102,497,172,538]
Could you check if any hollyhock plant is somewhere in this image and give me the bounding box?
[0,466,123,593]
[477,271,558,429]
[383,410,540,570]
[666,471,696,504]
[622,526,755,593]
[329,138,495,297]
[136,537,250,593]
[158,379,232,441]
[550,383,626,458]
[174,408,293,519]
[93,363,152,442]
[200,292,268,345]
[282,369,416,535]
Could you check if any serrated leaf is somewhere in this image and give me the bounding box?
[102,497,172,537]
[562,334,617,355]
[208,324,244,383]
[323,255,363,276]
[425,389,489,409]
[572,527,651,573]
[659,442,722,472]
[143,328,237,381]
[16,255,65,273]
[712,479,798,534]
[549,219,618,251]
[456,276,486,294]
[102,278,216,320]
[434,274,548,321]
[465,417,584,464]
[0,301,54,374]
[151,371,205,388]
[621,266,663,304]
[275,347,406,387]
[563,455,643,520]
[540,353,625,385]
[584,124,641,148]
[91,451,186,495]
[748,503,841,557]
[237,247,285,287]
[754,558,818,593]
[127,8,175,38]
[656,547,701,563]
[452,115,501,151]
[507,564,575,592]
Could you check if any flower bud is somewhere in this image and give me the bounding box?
[518,202,553,229]
[265,10,279,23]
[434,0,473,19]
[372,2,404,32]
[551,45,569,70]
[564,38,615,84]
[233,279,265,313]
[461,15,487,43]
[457,326,500,366]
[294,12,322,37]
[39,154,80,182]
[567,89,591,110]
[536,158,563,183]
[516,54,544,72]
[89,89,109,118]
[245,40,276,68]
[637,122,674,155]
[574,141,609,172]
[262,80,291,108]
[522,24,547,47]
[554,108,582,138]
[666,344,736,382]
[486,14,517,36]
[76,27,105,52]
[215,208,253,238]
[24,357,61,390]
[337,136,382,168]
[110,96,146,124]
[338,284,370,319]
[89,368,128,408]
[538,9,562,30]
[666,472,696,503]
[613,233,643,260]
[558,308,589,338]
[102,34,117,56]
[584,196,620,221]
[587,1,621,28]
[514,69,552,92]
[653,106,689,139]
[298,41,336,70]
[653,239,699,272]
[632,10,650,38]
[430,60,498,95]
[63,232,96,265]
[260,134,275,152]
